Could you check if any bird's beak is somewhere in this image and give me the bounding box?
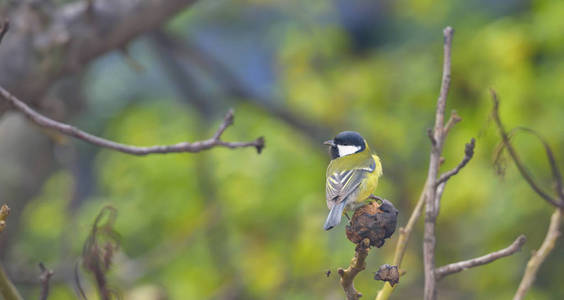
[323,140,335,146]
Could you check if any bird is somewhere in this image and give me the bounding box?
[323,131,382,231]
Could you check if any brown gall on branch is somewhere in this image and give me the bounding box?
[490,90,563,208]
[338,238,371,300]
[346,200,398,248]
[435,235,526,281]
[374,264,400,287]
[39,263,54,300]
[338,200,398,300]
[0,84,265,155]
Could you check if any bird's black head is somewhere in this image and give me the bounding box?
[324,131,366,159]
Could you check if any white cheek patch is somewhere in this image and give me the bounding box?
[337,145,361,157]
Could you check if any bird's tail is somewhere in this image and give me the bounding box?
[324,201,346,231]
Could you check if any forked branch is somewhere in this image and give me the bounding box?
[490,90,564,300]
[490,90,563,208]
[435,235,526,281]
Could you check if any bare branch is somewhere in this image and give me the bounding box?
[0,0,202,115]
[431,26,454,146]
[427,128,436,146]
[514,209,562,300]
[0,20,9,45]
[511,127,564,203]
[0,265,23,300]
[490,90,563,208]
[435,138,476,187]
[338,239,371,300]
[443,110,462,138]
[39,263,54,300]
[423,26,454,300]
[0,85,264,156]
[435,235,526,281]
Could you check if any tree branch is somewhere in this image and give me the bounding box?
[443,110,462,138]
[0,20,8,45]
[0,85,264,155]
[435,138,475,187]
[0,0,202,114]
[0,265,22,300]
[423,26,454,300]
[338,238,371,300]
[39,263,54,300]
[513,209,562,300]
[490,90,563,208]
[435,235,526,281]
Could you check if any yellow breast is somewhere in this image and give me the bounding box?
[355,154,382,203]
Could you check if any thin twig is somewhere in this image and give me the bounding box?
[443,110,462,138]
[513,209,562,300]
[510,127,564,203]
[435,235,526,281]
[74,261,87,300]
[423,26,454,300]
[0,20,9,45]
[0,85,265,156]
[0,265,22,300]
[375,192,425,300]
[338,239,371,300]
[39,263,54,300]
[435,138,475,187]
[490,90,562,208]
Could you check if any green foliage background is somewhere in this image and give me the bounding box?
[11,0,564,299]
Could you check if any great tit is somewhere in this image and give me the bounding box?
[323,131,383,230]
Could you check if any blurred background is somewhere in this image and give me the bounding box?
[0,0,563,299]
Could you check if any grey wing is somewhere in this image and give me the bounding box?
[325,169,367,209]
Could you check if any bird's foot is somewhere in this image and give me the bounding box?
[369,194,384,205]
